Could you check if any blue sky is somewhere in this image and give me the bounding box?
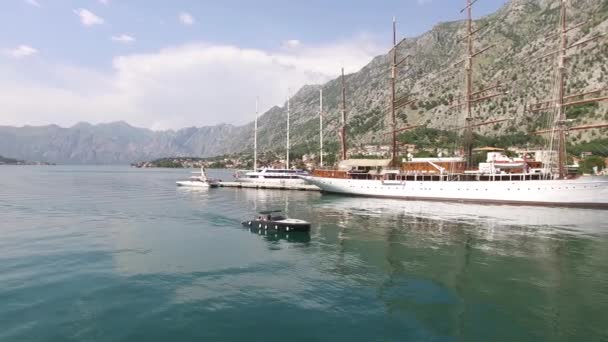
[0,0,506,129]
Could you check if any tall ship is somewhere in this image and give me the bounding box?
[304,0,608,207]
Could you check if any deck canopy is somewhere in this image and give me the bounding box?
[338,159,392,171]
[473,146,505,152]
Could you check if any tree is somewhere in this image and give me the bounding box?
[414,150,437,158]
[578,156,605,174]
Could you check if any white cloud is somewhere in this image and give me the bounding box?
[25,0,41,7]
[0,36,382,130]
[282,39,301,49]
[111,34,136,44]
[4,45,38,58]
[73,8,104,26]
[98,0,109,5]
[178,12,195,25]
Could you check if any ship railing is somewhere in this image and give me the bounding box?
[381,167,402,173]
[313,166,339,171]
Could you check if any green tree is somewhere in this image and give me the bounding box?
[157,160,182,168]
[578,156,605,174]
[414,150,437,158]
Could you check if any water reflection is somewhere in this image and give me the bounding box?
[314,195,608,237]
[4,165,607,340]
[307,195,608,340]
[104,170,608,340]
[245,226,311,243]
[112,186,320,276]
[225,187,321,212]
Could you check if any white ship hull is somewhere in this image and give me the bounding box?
[302,175,608,208]
[236,177,308,186]
[176,180,218,188]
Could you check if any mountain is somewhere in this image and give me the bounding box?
[1,0,606,164]
[0,122,246,164]
[250,0,608,152]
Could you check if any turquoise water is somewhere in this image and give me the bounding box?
[1,166,608,341]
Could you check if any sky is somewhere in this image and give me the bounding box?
[0,0,506,130]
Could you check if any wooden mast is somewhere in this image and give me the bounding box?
[391,17,398,165]
[386,17,416,165]
[286,90,290,169]
[340,68,347,161]
[448,0,504,168]
[556,0,568,179]
[526,0,607,178]
[464,0,474,168]
[319,88,324,167]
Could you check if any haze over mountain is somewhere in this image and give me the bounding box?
[1,0,606,164]
[0,121,244,164]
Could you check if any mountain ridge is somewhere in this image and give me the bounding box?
[1,0,606,164]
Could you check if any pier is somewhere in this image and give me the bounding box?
[219,181,320,191]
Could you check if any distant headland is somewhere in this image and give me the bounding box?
[0,155,54,166]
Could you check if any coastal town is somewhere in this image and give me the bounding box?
[131,143,608,175]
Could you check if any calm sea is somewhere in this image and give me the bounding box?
[1,165,607,341]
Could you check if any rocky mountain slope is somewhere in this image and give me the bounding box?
[252,0,608,152]
[1,0,606,164]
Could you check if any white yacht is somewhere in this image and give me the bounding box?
[176,167,219,188]
[235,168,309,185]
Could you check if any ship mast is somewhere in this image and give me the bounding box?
[319,88,324,167]
[556,0,567,179]
[384,17,421,166]
[387,17,416,166]
[448,0,505,168]
[463,0,474,167]
[391,17,398,165]
[254,97,258,171]
[286,90,290,169]
[527,0,607,178]
[340,68,347,161]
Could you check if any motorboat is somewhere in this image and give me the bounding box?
[241,210,311,232]
[176,167,219,188]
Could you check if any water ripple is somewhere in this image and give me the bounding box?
[0,166,607,341]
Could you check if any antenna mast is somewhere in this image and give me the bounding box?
[340,68,347,161]
[254,97,258,171]
[286,90,291,169]
[320,88,324,167]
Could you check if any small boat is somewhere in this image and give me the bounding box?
[241,210,311,232]
[176,167,219,188]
